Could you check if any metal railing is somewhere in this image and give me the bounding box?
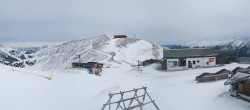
[101,87,160,110]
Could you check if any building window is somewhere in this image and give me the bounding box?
[197,60,200,63]
[168,61,178,67]
[193,60,196,64]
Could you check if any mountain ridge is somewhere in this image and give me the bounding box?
[31,34,163,70]
[165,37,250,57]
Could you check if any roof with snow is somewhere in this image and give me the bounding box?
[196,69,232,79]
[224,72,250,85]
[163,48,217,58]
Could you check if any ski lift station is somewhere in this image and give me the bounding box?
[161,48,217,70]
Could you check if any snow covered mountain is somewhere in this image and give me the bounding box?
[236,39,250,56]
[178,37,247,49]
[166,37,250,57]
[0,45,24,66]
[32,34,163,70]
[0,44,41,67]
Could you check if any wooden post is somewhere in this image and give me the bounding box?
[138,60,141,72]
[78,54,81,67]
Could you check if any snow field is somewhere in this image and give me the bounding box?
[0,63,249,110]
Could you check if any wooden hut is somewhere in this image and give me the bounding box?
[142,59,160,66]
[196,69,232,82]
[232,67,250,76]
[224,72,250,101]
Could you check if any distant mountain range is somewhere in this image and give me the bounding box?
[164,37,250,57]
[2,36,249,69]
[1,42,63,48]
[0,44,40,67]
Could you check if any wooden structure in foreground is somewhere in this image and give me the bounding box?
[101,87,160,110]
[224,71,250,101]
[232,66,250,76]
[196,69,232,82]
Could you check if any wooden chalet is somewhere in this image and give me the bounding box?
[232,66,250,76]
[142,59,160,66]
[196,69,232,82]
[224,71,250,101]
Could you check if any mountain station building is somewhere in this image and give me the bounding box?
[161,48,217,70]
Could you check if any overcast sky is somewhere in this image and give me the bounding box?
[0,0,250,44]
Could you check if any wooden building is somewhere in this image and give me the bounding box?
[142,59,160,66]
[196,69,232,82]
[114,35,127,38]
[232,66,250,76]
[161,48,217,70]
[224,71,250,101]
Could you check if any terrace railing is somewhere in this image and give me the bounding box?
[101,87,160,110]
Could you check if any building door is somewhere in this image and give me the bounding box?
[178,58,186,67]
[188,61,192,68]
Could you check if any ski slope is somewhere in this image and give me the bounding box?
[0,63,249,110]
[32,34,163,70]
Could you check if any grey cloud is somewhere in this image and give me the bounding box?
[0,0,250,44]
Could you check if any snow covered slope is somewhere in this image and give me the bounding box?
[33,34,163,70]
[236,39,250,56]
[0,63,249,110]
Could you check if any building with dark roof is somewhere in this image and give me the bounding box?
[72,62,103,69]
[114,35,127,38]
[161,48,217,70]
